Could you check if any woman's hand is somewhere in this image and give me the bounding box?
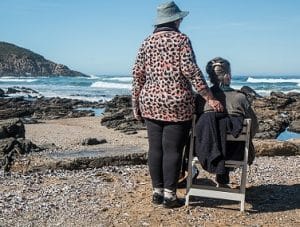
[208,99,224,112]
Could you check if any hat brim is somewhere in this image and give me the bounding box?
[154,11,189,26]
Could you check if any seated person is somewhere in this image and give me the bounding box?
[194,57,258,185]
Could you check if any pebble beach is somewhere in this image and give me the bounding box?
[0,116,299,226]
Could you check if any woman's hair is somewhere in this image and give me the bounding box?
[154,19,181,32]
[206,57,231,86]
[155,21,177,29]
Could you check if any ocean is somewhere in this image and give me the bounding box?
[1,74,300,140]
[0,74,300,102]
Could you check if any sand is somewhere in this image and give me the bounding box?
[0,116,298,226]
[25,116,148,152]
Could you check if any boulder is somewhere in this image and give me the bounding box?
[6,87,20,94]
[0,118,41,171]
[287,139,300,154]
[288,120,300,133]
[0,118,25,139]
[101,95,146,133]
[82,138,107,146]
[253,139,299,156]
[0,88,5,97]
[252,91,299,139]
[240,86,262,103]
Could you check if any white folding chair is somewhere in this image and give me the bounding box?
[185,115,251,212]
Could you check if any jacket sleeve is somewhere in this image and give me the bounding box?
[132,43,146,119]
[179,36,210,99]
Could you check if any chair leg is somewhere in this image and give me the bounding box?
[240,200,245,212]
[185,194,190,206]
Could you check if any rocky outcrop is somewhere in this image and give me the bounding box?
[81,138,107,146]
[253,139,299,156]
[100,95,146,135]
[253,91,300,139]
[0,41,87,77]
[11,146,147,173]
[0,118,41,171]
[100,91,300,140]
[0,88,5,97]
[288,120,300,133]
[0,88,105,120]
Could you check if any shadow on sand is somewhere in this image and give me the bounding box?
[246,183,300,213]
[187,182,300,213]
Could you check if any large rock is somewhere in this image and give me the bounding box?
[0,88,5,97]
[253,139,299,156]
[101,95,146,134]
[0,118,41,171]
[252,91,299,139]
[240,86,262,103]
[0,118,25,139]
[81,138,107,146]
[11,146,147,173]
[288,120,300,133]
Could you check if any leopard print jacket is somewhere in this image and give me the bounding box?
[132,30,210,122]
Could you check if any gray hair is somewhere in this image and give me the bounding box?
[206,57,231,86]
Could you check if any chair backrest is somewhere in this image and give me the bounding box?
[226,118,251,166]
[226,118,251,142]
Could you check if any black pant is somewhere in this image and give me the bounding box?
[145,118,191,191]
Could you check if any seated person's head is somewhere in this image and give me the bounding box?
[206,57,231,87]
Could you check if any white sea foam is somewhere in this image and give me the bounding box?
[40,91,110,102]
[90,81,132,89]
[87,74,99,79]
[106,77,132,82]
[247,77,300,83]
[255,89,300,96]
[6,92,43,98]
[254,89,272,96]
[230,85,243,90]
[283,89,300,93]
[0,78,38,82]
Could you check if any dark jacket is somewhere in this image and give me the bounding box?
[194,86,258,171]
[200,85,258,138]
[195,112,245,174]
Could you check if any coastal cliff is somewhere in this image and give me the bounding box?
[0,41,87,77]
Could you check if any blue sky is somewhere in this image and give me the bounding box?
[0,0,299,76]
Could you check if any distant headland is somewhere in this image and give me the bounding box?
[0,41,87,77]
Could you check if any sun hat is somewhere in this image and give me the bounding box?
[154,1,189,25]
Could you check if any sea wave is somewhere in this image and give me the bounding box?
[255,88,300,96]
[40,91,110,102]
[105,77,132,82]
[90,81,131,89]
[0,78,38,82]
[247,77,300,83]
[87,74,99,80]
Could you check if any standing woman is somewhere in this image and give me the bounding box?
[132,1,223,208]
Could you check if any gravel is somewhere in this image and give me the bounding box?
[1,156,299,226]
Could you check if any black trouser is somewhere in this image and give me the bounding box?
[145,118,191,191]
